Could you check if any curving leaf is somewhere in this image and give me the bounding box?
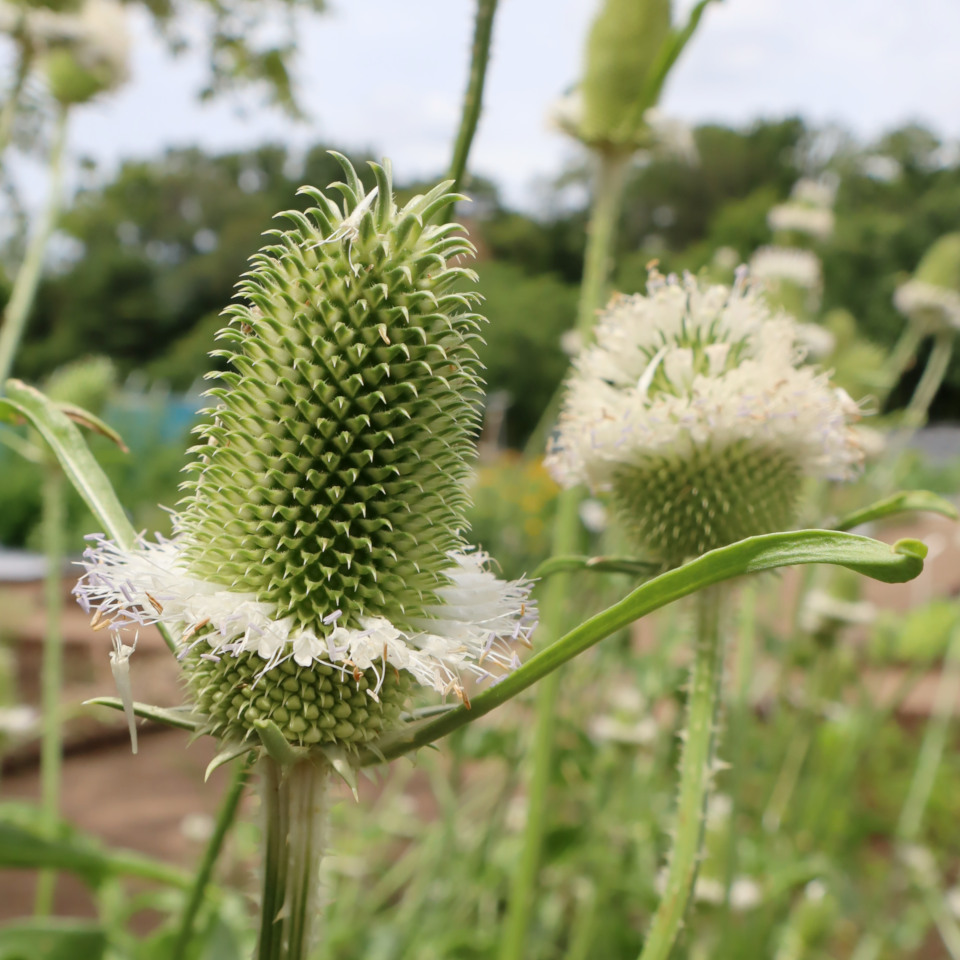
[3,380,135,547]
[833,490,958,532]
[205,742,255,782]
[84,698,201,733]
[0,804,190,889]
[3,379,177,654]
[362,528,925,765]
[0,919,106,960]
[56,401,129,452]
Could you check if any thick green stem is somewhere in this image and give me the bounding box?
[0,103,68,389]
[637,587,726,960]
[575,149,630,337]
[877,323,923,409]
[498,146,630,960]
[34,466,65,916]
[447,0,499,195]
[902,331,953,434]
[172,757,253,959]
[256,758,329,960]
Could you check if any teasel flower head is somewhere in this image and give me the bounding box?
[894,233,960,334]
[20,0,132,104]
[767,203,834,243]
[75,156,536,754]
[545,269,863,568]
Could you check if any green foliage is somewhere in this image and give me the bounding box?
[0,920,106,960]
[474,262,577,445]
[466,454,559,580]
[870,601,960,664]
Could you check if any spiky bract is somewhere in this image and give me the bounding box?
[189,650,409,748]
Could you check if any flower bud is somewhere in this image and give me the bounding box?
[579,0,672,148]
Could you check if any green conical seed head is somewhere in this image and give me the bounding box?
[177,157,483,635]
[610,442,804,568]
[187,649,410,749]
[915,233,960,293]
[581,0,672,145]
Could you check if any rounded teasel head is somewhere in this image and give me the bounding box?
[545,269,863,568]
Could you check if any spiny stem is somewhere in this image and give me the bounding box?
[0,103,69,389]
[637,587,726,960]
[172,756,253,959]
[498,146,630,960]
[34,466,65,916]
[256,757,329,960]
[448,0,498,192]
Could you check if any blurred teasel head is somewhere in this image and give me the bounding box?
[894,233,960,335]
[567,0,672,149]
[545,269,864,568]
[76,156,536,755]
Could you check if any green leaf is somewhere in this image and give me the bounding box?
[636,0,719,119]
[84,698,201,732]
[0,804,190,889]
[362,528,925,765]
[1,381,135,546]
[0,919,107,960]
[56,401,129,452]
[833,490,958,532]
[205,742,255,782]
[532,554,659,580]
[320,746,359,800]
[2,379,177,654]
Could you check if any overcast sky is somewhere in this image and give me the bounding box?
[25,0,960,209]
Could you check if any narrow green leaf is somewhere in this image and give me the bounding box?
[0,804,191,889]
[56,401,129,452]
[0,919,107,960]
[833,490,958,532]
[320,746,359,800]
[84,698,201,733]
[3,379,177,654]
[205,742,255,782]
[362,528,925,765]
[636,0,719,119]
[3,380,135,546]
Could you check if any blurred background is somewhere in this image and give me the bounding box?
[1,1,960,958]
